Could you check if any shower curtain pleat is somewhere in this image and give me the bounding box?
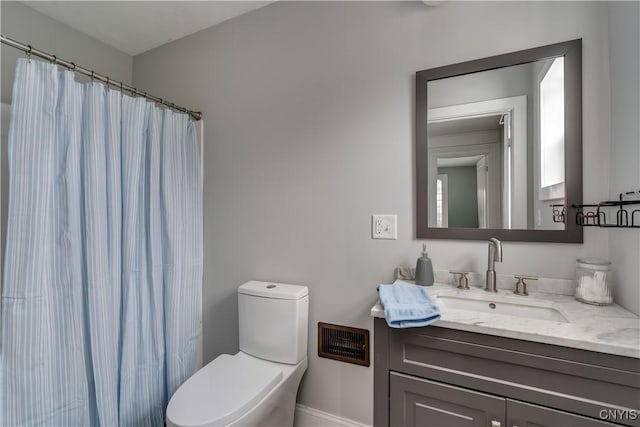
[1,58,203,427]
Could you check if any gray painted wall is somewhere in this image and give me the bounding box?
[438,166,479,228]
[1,1,133,105]
[133,2,624,422]
[607,2,640,316]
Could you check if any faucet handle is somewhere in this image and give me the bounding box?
[449,270,470,290]
[514,275,538,296]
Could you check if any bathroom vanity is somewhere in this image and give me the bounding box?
[372,283,640,427]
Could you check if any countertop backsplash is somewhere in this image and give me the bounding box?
[395,267,576,296]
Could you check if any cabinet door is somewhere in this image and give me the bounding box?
[507,399,621,427]
[390,372,505,427]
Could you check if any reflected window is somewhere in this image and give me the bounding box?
[540,57,565,188]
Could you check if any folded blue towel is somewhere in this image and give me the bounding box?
[377,284,441,328]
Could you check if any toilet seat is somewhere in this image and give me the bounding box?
[166,353,283,427]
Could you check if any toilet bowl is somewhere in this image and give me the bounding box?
[166,281,309,427]
[166,352,307,427]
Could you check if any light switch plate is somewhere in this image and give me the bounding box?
[372,214,397,239]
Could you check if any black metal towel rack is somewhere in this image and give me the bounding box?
[572,190,640,228]
[550,204,566,224]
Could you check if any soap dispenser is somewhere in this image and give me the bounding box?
[415,243,434,286]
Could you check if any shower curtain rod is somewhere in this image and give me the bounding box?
[1,34,202,121]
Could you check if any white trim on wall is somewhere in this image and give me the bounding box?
[428,96,528,228]
[429,143,501,229]
[294,405,371,427]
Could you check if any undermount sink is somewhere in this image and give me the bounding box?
[436,295,569,323]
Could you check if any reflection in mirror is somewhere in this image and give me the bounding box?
[415,39,582,243]
[427,57,565,230]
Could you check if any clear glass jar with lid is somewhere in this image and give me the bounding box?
[575,258,612,305]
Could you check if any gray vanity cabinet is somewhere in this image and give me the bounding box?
[374,318,640,427]
[389,373,617,427]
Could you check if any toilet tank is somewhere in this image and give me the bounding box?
[238,281,309,364]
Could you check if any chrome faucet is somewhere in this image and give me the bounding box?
[485,238,502,292]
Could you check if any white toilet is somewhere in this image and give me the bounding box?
[166,281,309,427]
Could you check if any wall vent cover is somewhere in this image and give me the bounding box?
[318,322,370,366]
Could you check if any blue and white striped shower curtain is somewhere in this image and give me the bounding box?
[1,59,203,426]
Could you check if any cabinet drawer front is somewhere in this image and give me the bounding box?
[389,327,640,425]
[390,372,505,427]
[507,399,622,427]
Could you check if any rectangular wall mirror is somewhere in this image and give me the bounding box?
[416,39,583,243]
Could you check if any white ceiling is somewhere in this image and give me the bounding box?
[21,1,275,56]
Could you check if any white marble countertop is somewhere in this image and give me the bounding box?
[371,280,640,358]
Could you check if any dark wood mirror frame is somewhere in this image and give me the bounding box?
[416,39,583,243]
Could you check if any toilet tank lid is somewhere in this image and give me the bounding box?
[239,281,308,300]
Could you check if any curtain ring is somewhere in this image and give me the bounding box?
[91,70,95,85]
[26,45,32,63]
[51,55,57,64]
[106,76,110,90]
[71,62,76,70]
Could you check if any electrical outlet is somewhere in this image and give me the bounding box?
[372,215,397,239]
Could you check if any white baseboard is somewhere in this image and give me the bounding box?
[294,404,371,427]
